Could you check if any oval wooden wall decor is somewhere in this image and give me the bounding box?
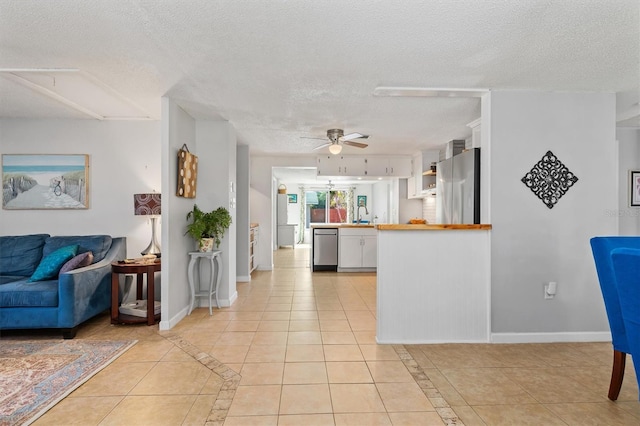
[177,144,198,198]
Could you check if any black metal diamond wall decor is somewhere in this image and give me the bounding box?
[521,151,578,209]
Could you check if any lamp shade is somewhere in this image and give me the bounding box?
[134,193,161,215]
[329,144,342,155]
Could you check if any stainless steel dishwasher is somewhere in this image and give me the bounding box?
[313,228,338,271]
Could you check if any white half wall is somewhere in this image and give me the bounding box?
[489,91,618,336]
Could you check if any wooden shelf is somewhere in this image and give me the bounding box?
[422,170,436,176]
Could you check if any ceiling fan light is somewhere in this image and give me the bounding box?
[329,144,342,155]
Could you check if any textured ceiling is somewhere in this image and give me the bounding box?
[1,0,638,156]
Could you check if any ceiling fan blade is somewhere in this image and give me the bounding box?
[301,136,328,140]
[342,132,369,141]
[343,140,368,148]
[313,143,332,150]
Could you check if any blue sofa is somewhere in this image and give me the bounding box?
[0,234,126,338]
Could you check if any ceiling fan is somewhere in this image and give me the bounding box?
[305,129,369,155]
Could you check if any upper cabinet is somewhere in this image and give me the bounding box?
[364,157,412,177]
[317,155,366,176]
[317,155,411,177]
[408,150,439,198]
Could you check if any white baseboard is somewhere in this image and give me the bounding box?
[159,304,189,331]
[491,331,612,344]
[376,337,491,344]
[236,275,251,282]
[227,291,238,306]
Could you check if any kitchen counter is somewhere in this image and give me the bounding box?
[311,224,376,229]
[311,223,491,230]
[377,224,492,230]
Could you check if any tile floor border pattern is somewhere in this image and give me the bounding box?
[163,329,462,426]
[162,332,241,426]
[393,345,463,426]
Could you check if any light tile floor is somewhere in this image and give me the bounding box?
[20,245,640,425]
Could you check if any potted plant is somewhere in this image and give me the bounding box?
[186,204,232,252]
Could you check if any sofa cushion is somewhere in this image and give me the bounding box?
[43,235,112,263]
[29,245,79,282]
[0,275,28,285]
[0,277,58,307]
[0,234,50,276]
[60,251,94,274]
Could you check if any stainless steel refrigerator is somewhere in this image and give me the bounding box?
[435,148,480,224]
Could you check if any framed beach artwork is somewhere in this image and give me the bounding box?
[287,193,297,203]
[2,154,89,210]
[631,170,640,207]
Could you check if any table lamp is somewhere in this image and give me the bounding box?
[134,193,161,257]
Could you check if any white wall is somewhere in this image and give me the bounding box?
[616,127,640,235]
[195,121,237,305]
[0,119,160,257]
[236,145,250,281]
[160,103,238,329]
[489,91,618,339]
[160,98,196,329]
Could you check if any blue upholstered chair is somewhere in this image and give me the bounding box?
[611,247,640,399]
[590,236,640,400]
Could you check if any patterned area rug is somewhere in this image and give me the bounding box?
[0,339,137,426]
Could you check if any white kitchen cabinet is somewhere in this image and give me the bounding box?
[277,193,288,225]
[467,118,481,148]
[364,157,389,176]
[278,225,295,247]
[338,228,377,270]
[388,157,412,177]
[338,235,362,268]
[361,234,377,268]
[365,157,412,177]
[249,224,259,273]
[317,155,365,176]
[407,176,418,198]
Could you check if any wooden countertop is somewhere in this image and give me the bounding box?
[311,224,376,229]
[377,224,492,230]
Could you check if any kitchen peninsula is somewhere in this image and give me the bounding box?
[376,224,492,344]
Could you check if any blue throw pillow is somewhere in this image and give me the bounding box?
[29,245,79,282]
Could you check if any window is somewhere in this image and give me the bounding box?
[306,190,348,228]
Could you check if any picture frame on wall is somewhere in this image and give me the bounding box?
[631,170,640,207]
[287,194,297,203]
[2,154,89,210]
[357,195,367,207]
